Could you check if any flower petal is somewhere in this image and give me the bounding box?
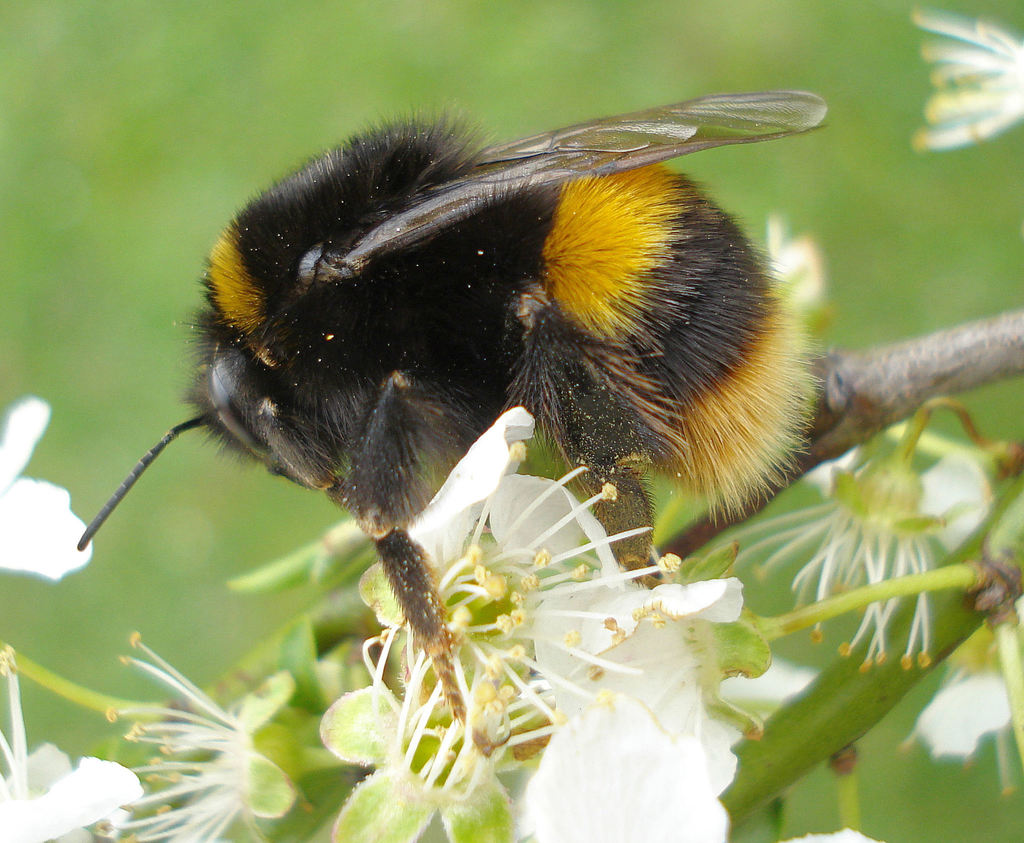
[647,578,744,623]
[409,407,534,563]
[0,478,92,579]
[915,672,1010,757]
[488,475,586,556]
[525,695,729,843]
[919,453,991,549]
[0,397,50,493]
[534,597,740,794]
[0,757,142,843]
[24,742,73,792]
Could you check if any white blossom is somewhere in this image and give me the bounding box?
[524,695,729,843]
[327,408,754,842]
[0,397,92,579]
[915,671,1011,759]
[914,9,1024,149]
[114,639,295,841]
[0,647,142,842]
[743,447,991,667]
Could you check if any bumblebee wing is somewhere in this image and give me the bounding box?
[335,91,825,274]
[479,90,827,165]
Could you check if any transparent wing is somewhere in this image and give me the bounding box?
[480,90,827,163]
[333,91,826,275]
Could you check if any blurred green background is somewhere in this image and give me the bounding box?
[1,0,1022,839]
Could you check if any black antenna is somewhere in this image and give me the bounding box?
[77,416,205,551]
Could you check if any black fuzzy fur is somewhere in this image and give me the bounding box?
[191,118,771,529]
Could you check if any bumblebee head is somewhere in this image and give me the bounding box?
[190,337,348,493]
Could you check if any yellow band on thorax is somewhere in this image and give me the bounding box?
[207,227,265,335]
[542,165,682,336]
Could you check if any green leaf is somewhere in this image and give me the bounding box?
[280,616,327,710]
[237,671,296,733]
[441,781,514,843]
[228,519,370,593]
[680,541,738,582]
[228,540,327,593]
[360,562,403,626]
[321,686,396,765]
[247,753,297,819]
[713,615,771,679]
[333,771,434,843]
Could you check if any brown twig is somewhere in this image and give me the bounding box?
[663,308,1024,557]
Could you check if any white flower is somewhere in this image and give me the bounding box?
[114,639,296,841]
[766,215,827,323]
[914,9,1024,150]
[0,647,142,843]
[325,408,753,840]
[330,410,625,786]
[524,695,729,843]
[530,575,745,794]
[321,408,773,843]
[910,614,1021,793]
[743,447,991,667]
[915,671,1011,759]
[782,832,885,843]
[0,396,92,580]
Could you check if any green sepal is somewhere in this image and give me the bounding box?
[280,616,327,710]
[333,771,434,843]
[228,519,369,593]
[441,781,514,843]
[679,541,738,582]
[893,514,942,534]
[707,695,764,739]
[713,614,771,679]
[247,752,297,819]
[360,562,403,626]
[237,671,296,733]
[321,686,396,765]
[831,470,866,517]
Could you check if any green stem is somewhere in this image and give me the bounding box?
[725,470,1024,827]
[756,564,978,641]
[1,641,143,714]
[835,763,861,831]
[896,404,931,463]
[995,621,1024,780]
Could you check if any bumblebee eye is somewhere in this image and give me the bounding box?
[209,354,264,454]
[297,242,325,287]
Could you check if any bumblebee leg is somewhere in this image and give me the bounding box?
[511,287,655,571]
[336,371,471,719]
[374,529,463,720]
[577,456,654,572]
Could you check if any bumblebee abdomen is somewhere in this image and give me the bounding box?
[542,165,807,510]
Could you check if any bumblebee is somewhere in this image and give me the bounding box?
[80,91,825,716]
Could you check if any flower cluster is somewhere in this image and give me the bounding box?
[741,440,991,668]
[915,9,1024,150]
[113,637,296,841]
[321,408,766,842]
